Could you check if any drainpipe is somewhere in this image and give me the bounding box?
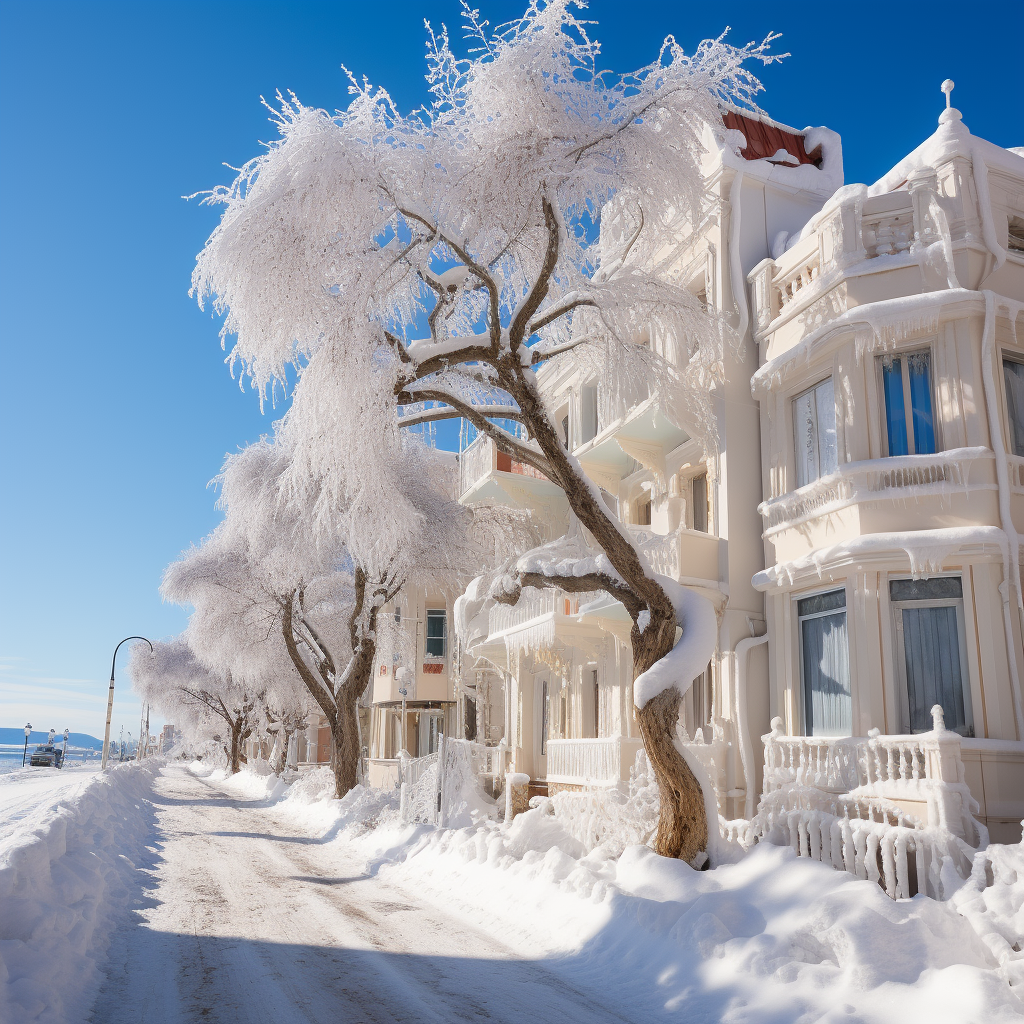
[735,628,769,821]
[979,289,1024,741]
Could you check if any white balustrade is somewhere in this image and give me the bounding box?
[547,736,645,785]
[459,435,495,496]
[760,448,992,533]
[757,705,986,899]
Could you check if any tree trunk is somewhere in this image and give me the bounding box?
[331,700,361,799]
[505,363,708,861]
[229,721,242,774]
[635,685,708,863]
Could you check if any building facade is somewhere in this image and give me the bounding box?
[453,89,1024,841]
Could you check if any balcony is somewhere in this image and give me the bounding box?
[748,172,958,357]
[627,524,724,586]
[458,435,565,512]
[758,447,999,560]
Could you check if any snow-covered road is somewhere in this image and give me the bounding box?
[90,765,635,1024]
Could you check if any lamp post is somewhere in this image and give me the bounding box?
[22,723,32,767]
[102,636,152,771]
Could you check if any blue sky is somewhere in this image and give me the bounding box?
[1,0,1021,742]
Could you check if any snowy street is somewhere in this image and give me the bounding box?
[3,760,1023,1024]
[90,765,635,1024]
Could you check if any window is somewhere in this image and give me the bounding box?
[580,385,599,445]
[792,378,838,488]
[1008,215,1024,254]
[798,589,852,736]
[1003,357,1024,457]
[540,678,550,756]
[691,473,708,533]
[880,352,936,456]
[636,495,652,526]
[591,668,600,739]
[890,577,973,736]
[687,661,712,737]
[425,609,447,659]
[561,414,570,447]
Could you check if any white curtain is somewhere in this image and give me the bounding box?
[801,611,852,736]
[901,605,969,734]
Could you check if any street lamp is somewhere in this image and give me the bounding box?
[102,636,152,771]
[22,723,32,767]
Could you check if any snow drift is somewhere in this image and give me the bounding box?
[0,762,161,1024]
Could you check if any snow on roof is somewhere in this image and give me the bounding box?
[869,106,1024,198]
[709,105,844,196]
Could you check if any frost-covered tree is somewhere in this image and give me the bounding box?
[128,637,261,773]
[191,1,774,860]
[164,435,492,798]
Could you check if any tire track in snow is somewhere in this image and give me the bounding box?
[89,765,636,1024]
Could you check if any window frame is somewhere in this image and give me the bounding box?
[876,345,940,457]
[889,575,973,736]
[424,608,447,660]
[795,585,852,737]
[791,376,838,489]
[1001,353,1024,458]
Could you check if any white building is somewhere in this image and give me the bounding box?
[455,85,1024,844]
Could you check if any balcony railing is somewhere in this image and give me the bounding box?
[459,435,546,497]
[546,736,645,785]
[486,587,604,638]
[627,524,722,584]
[749,172,951,338]
[759,447,994,533]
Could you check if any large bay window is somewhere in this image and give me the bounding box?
[880,351,936,456]
[793,378,838,488]
[890,577,973,736]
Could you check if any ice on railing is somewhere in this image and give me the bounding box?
[755,705,987,899]
[398,738,499,828]
[546,736,645,785]
[760,448,991,531]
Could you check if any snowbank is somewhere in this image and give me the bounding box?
[0,761,161,1024]
[225,764,1024,1022]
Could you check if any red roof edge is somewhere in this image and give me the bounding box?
[722,110,823,168]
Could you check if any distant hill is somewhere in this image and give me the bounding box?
[0,729,104,750]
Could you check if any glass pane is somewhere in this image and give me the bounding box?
[425,610,446,658]
[581,385,598,444]
[900,605,971,735]
[792,388,818,488]
[814,378,838,476]
[907,352,936,455]
[889,577,963,602]
[541,679,549,756]
[882,358,910,456]
[801,609,852,736]
[692,474,708,533]
[797,589,846,616]
[1004,359,1024,458]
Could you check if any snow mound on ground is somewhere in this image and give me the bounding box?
[364,818,1023,1022]
[0,761,161,1024]
[953,838,1024,986]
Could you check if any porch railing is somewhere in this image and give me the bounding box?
[546,736,645,785]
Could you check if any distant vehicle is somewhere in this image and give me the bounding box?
[29,744,65,769]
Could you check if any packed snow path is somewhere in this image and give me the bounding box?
[90,765,636,1024]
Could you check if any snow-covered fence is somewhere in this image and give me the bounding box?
[398,738,499,827]
[755,706,987,898]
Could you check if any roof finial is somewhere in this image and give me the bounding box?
[938,79,962,126]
